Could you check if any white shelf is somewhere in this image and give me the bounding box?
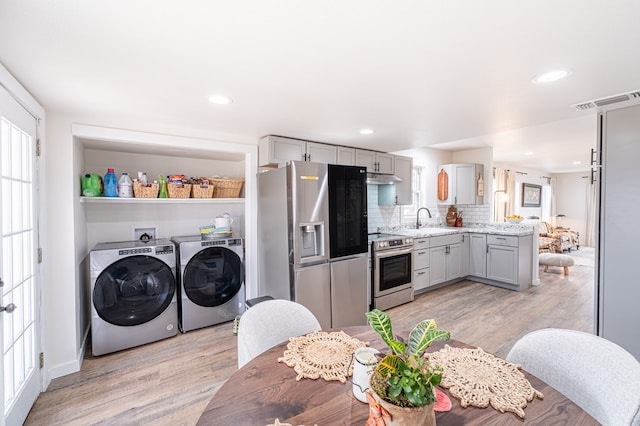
[80,196,244,204]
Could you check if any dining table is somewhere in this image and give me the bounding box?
[197,326,598,425]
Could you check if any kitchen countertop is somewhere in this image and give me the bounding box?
[390,223,535,238]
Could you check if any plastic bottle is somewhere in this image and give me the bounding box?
[158,175,169,198]
[104,168,118,197]
[118,172,133,198]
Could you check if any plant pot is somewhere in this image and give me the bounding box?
[368,389,436,426]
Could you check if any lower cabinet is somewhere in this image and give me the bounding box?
[485,234,533,289]
[430,234,466,286]
[413,238,430,291]
[469,234,487,278]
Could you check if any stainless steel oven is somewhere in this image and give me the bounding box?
[370,235,414,310]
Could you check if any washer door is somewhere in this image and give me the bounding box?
[183,247,244,307]
[93,255,176,326]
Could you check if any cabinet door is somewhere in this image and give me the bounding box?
[336,147,355,165]
[429,246,447,285]
[394,155,413,205]
[446,243,462,281]
[355,149,376,171]
[413,247,430,270]
[469,234,487,278]
[376,153,395,174]
[454,164,476,204]
[487,245,518,285]
[261,136,305,165]
[306,141,336,164]
[414,268,430,291]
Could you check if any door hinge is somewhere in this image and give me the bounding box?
[38,248,43,263]
[39,352,44,369]
[36,139,41,157]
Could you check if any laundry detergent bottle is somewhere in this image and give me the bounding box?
[104,168,118,197]
[118,172,133,198]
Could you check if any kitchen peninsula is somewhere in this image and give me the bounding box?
[394,223,536,293]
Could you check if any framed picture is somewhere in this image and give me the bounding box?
[522,183,542,207]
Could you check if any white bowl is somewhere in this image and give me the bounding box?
[505,218,523,224]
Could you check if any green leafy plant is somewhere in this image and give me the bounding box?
[365,309,450,408]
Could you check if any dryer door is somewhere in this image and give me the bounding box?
[183,247,244,307]
[93,255,176,326]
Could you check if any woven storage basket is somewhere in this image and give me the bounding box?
[208,178,244,198]
[133,182,159,198]
[167,183,192,198]
[191,184,214,198]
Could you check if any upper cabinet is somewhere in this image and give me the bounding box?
[378,155,413,205]
[259,135,336,166]
[437,163,484,205]
[336,146,356,165]
[355,150,394,174]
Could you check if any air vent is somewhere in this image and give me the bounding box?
[572,90,640,110]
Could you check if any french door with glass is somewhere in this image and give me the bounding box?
[1,85,40,426]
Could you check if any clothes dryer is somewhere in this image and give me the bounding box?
[172,235,245,332]
[89,239,178,356]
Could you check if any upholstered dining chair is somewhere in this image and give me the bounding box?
[507,328,640,426]
[237,299,322,368]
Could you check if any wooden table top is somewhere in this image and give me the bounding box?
[198,326,597,425]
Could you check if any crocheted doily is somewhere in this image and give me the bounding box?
[278,330,367,382]
[427,345,543,419]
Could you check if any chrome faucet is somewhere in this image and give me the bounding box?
[416,207,432,229]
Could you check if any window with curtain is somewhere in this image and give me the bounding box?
[402,166,422,218]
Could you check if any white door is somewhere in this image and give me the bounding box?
[1,86,40,426]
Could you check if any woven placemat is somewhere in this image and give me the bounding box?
[278,330,367,382]
[427,345,543,419]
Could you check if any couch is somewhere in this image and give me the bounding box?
[538,222,580,253]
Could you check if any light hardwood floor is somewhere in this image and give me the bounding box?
[25,259,595,425]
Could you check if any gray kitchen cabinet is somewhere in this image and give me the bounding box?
[485,234,532,289]
[437,163,484,205]
[259,135,336,166]
[413,237,430,292]
[378,155,413,206]
[429,233,465,286]
[355,149,394,174]
[468,233,487,278]
[336,146,356,165]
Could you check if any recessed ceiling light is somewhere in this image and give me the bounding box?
[524,151,533,156]
[532,69,572,84]
[573,161,581,165]
[208,95,233,105]
[360,129,375,135]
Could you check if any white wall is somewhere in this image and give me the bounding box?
[492,163,552,220]
[553,171,591,241]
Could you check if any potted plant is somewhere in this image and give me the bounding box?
[364,309,450,426]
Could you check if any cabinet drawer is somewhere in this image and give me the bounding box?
[414,248,430,270]
[414,238,430,248]
[414,268,430,291]
[487,234,518,247]
[431,233,464,247]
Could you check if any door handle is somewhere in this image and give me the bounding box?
[1,303,16,314]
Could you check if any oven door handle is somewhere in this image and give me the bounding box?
[375,246,414,259]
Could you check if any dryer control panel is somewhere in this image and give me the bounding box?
[155,245,175,255]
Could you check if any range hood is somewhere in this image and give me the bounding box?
[366,172,402,184]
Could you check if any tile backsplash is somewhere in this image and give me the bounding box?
[367,184,491,233]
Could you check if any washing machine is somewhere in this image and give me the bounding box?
[172,235,245,332]
[89,239,178,356]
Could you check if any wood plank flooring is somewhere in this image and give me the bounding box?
[25,259,595,425]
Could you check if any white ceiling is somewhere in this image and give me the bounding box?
[1,1,639,173]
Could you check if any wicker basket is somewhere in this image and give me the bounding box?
[167,183,192,198]
[191,184,214,198]
[208,178,244,198]
[133,182,159,198]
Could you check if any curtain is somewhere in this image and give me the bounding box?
[493,169,516,221]
[549,177,557,220]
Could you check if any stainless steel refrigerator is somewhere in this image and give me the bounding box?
[257,161,369,329]
[596,101,640,360]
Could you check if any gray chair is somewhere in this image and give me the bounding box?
[237,299,321,368]
[507,328,640,426]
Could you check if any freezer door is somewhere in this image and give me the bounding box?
[293,262,331,330]
[330,255,368,328]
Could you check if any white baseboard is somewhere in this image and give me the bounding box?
[49,328,89,380]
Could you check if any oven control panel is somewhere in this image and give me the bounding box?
[373,237,414,251]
